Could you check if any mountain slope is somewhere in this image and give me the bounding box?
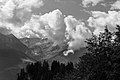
[0,33,35,80]
[20,38,44,47]
[20,37,86,63]
[0,49,36,80]
[0,33,28,52]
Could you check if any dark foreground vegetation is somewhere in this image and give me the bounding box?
[17,25,120,80]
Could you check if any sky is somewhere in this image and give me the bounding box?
[0,0,120,51]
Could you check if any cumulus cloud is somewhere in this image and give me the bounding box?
[64,16,92,49]
[0,0,44,19]
[18,15,43,38]
[0,0,16,19]
[19,9,66,45]
[0,0,44,35]
[0,0,44,20]
[15,0,44,12]
[20,9,92,52]
[40,9,66,44]
[111,0,120,10]
[82,0,104,7]
[88,11,120,35]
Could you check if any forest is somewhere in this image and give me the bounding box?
[17,25,120,80]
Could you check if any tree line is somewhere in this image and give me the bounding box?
[17,25,120,80]
[17,60,74,80]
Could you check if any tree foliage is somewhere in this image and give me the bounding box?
[76,26,120,80]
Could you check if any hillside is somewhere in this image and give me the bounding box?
[0,33,28,52]
[0,33,35,80]
[20,38,86,63]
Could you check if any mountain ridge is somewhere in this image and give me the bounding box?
[0,33,28,52]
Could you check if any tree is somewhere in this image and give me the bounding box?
[115,25,120,43]
[51,61,60,74]
[42,60,50,80]
[17,68,28,80]
[66,62,74,73]
[76,26,120,80]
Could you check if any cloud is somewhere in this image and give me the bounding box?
[40,9,66,44]
[111,0,120,10]
[0,0,44,19]
[64,16,92,49]
[18,15,43,38]
[0,0,16,19]
[0,0,44,36]
[0,20,23,38]
[0,0,44,20]
[63,49,74,56]
[18,10,92,50]
[88,11,120,35]
[0,9,66,44]
[0,27,11,35]
[10,9,32,26]
[15,0,44,12]
[19,9,66,45]
[19,9,92,51]
[82,0,104,7]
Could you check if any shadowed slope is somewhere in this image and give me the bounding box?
[0,33,35,80]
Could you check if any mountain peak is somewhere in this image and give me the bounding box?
[7,34,17,39]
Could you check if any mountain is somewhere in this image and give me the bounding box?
[20,38,86,63]
[20,37,48,48]
[0,33,35,80]
[22,39,68,61]
[0,33,87,80]
[0,33,86,80]
[0,33,28,52]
